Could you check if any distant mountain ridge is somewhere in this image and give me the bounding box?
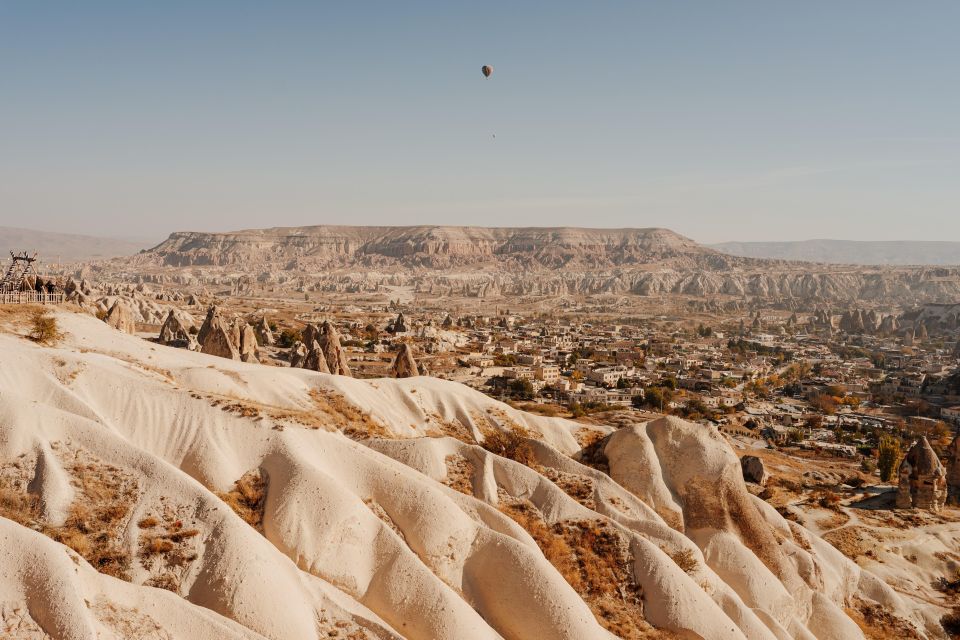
[123,225,960,305]
[711,239,960,266]
[0,226,154,263]
[139,225,744,270]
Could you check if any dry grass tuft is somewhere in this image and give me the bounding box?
[216,469,267,531]
[443,454,476,496]
[0,451,140,581]
[666,548,699,574]
[941,609,960,637]
[137,509,202,593]
[309,388,389,438]
[847,598,924,639]
[541,466,596,508]
[48,458,139,580]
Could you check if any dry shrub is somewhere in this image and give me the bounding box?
[57,528,92,556]
[146,538,175,554]
[667,548,699,574]
[813,490,842,510]
[575,430,610,474]
[0,484,39,524]
[29,309,63,345]
[500,501,654,639]
[216,469,267,531]
[500,501,580,588]
[481,427,536,466]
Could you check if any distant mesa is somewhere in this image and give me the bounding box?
[119,225,960,305]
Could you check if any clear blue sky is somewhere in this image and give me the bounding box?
[1,1,958,242]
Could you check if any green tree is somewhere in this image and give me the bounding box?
[508,378,535,400]
[643,386,673,412]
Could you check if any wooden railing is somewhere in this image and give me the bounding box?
[0,292,65,305]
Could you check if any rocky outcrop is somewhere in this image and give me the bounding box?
[288,341,308,369]
[110,225,960,305]
[302,341,330,373]
[740,455,769,486]
[134,226,724,270]
[390,343,420,378]
[197,307,240,360]
[239,324,259,363]
[158,309,198,350]
[896,437,947,511]
[104,299,136,334]
[387,312,408,334]
[254,316,274,346]
[318,321,351,376]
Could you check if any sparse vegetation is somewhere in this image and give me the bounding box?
[309,388,389,438]
[216,469,267,531]
[878,435,902,483]
[28,309,62,344]
[667,547,699,574]
[499,501,654,638]
[480,426,536,466]
[1,450,137,581]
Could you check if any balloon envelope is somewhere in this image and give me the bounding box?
[481,65,493,78]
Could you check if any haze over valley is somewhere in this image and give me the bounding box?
[3,3,960,639]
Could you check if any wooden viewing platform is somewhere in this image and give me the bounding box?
[0,291,65,305]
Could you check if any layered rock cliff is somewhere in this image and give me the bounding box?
[117,226,960,305]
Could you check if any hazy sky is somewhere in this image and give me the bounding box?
[1,2,958,243]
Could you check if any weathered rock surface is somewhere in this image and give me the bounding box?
[158,309,198,350]
[114,225,960,306]
[740,455,769,486]
[239,323,259,363]
[897,437,947,511]
[302,340,330,373]
[197,307,240,360]
[104,299,136,334]
[254,316,274,346]
[318,321,351,376]
[390,343,420,378]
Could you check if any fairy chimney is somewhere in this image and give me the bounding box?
[390,343,420,378]
[318,321,351,376]
[896,437,946,511]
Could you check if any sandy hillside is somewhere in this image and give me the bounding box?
[0,307,952,639]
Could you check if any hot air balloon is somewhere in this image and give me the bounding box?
[481,65,493,78]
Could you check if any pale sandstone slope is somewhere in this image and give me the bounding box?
[0,309,949,639]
